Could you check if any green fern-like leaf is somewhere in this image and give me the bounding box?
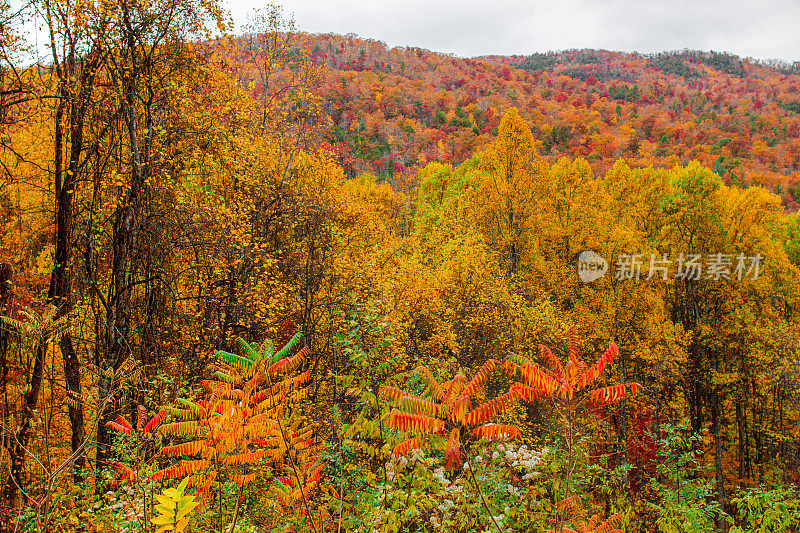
[235,337,259,360]
[274,331,303,362]
[215,349,253,370]
[177,398,202,412]
[214,370,237,384]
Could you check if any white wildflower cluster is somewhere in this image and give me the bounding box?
[432,466,449,487]
[385,460,396,482]
[428,473,473,530]
[489,443,549,481]
[395,454,409,469]
[435,498,456,527]
[437,499,455,513]
[385,448,422,483]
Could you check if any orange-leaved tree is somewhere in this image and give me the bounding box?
[501,327,639,528]
[379,360,549,533]
[379,360,543,470]
[150,332,321,532]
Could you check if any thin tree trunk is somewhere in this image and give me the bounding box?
[619,345,629,493]
[6,342,47,504]
[97,17,148,470]
[0,263,15,504]
[736,400,746,483]
[710,346,726,532]
[54,50,97,477]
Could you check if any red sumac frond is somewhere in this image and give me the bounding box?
[392,436,427,456]
[113,462,136,482]
[445,427,461,470]
[384,410,444,433]
[472,424,521,441]
[106,416,133,436]
[144,408,167,433]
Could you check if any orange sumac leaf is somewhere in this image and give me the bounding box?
[161,440,209,457]
[106,416,133,436]
[384,410,444,433]
[415,365,445,401]
[392,436,427,456]
[472,424,521,441]
[398,396,441,417]
[590,383,637,405]
[602,342,619,365]
[539,344,565,382]
[441,372,466,404]
[150,459,212,481]
[379,386,423,403]
[232,472,257,485]
[464,392,517,426]
[509,383,547,402]
[460,359,497,400]
[144,408,167,433]
[519,362,558,394]
[448,394,472,424]
[445,427,460,470]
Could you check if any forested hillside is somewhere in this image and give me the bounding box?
[1,2,800,532]
[255,33,800,208]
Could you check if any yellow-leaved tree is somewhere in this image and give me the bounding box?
[464,107,549,277]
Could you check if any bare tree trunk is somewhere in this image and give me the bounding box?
[6,342,47,504]
[0,263,14,504]
[736,400,746,482]
[53,49,99,477]
[710,347,726,532]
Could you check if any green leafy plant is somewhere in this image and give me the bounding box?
[647,422,727,533]
[729,485,800,533]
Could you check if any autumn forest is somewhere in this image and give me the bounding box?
[1,1,800,532]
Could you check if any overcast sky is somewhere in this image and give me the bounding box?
[227,0,800,62]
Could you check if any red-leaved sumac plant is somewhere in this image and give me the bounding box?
[501,327,641,523]
[105,405,167,483]
[379,359,544,470]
